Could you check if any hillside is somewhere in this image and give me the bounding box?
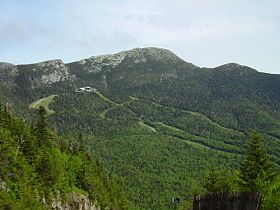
[0,105,128,209]
[1,47,280,208]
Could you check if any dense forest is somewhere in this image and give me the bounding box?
[2,104,280,209]
[1,47,280,208]
[0,104,128,209]
[198,131,280,209]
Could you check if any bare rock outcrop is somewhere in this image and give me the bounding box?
[49,192,101,210]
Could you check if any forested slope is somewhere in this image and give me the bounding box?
[0,105,128,209]
[1,47,280,208]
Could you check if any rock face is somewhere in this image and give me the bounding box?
[0,62,17,70]
[0,62,18,85]
[0,181,9,192]
[48,192,101,210]
[0,47,190,88]
[83,52,126,73]
[33,59,74,85]
[0,59,76,87]
[75,47,185,73]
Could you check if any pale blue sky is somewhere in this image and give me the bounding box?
[0,0,279,73]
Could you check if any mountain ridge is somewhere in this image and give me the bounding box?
[1,46,280,208]
[1,47,261,73]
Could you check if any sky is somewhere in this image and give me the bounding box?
[0,0,279,73]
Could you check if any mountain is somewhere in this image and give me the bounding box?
[1,47,280,208]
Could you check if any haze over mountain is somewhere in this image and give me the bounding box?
[1,47,280,208]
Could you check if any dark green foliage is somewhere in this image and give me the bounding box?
[35,106,49,146]
[199,131,279,209]
[239,131,276,192]
[260,175,280,209]
[0,104,128,209]
[0,105,43,209]
[14,66,34,101]
[202,169,240,193]
[1,48,280,208]
[85,130,240,209]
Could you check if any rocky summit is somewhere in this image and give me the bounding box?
[1,47,280,209]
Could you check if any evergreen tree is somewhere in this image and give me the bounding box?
[77,131,89,153]
[239,131,275,192]
[35,106,52,147]
[0,104,13,131]
[0,104,128,209]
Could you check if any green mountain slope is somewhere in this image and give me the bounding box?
[1,47,280,208]
[0,105,128,209]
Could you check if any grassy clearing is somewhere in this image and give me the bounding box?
[100,107,115,119]
[154,122,241,154]
[92,89,118,105]
[128,96,139,101]
[138,121,157,132]
[95,90,138,119]
[29,95,58,114]
[151,101,243,134]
